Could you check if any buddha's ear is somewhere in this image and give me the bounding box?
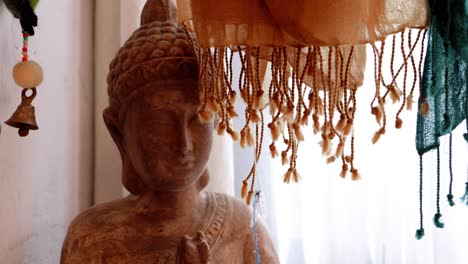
[103,108,124,155]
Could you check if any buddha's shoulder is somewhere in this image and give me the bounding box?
[65,197,135,239]
[206,192,253,232]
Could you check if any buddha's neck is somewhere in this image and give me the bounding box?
[134,184,205,219]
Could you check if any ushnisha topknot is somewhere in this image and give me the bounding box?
[106,0,198,123]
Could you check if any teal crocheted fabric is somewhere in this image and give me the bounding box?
[416,0,468,155]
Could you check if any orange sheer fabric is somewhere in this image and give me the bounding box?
[178,0,428,47]
[176,0,429,197]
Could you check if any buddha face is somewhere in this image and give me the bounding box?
[121,81,213,192]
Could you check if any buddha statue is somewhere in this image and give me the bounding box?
[60,0,279,263]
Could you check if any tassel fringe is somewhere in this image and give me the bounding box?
[182,28,426,201]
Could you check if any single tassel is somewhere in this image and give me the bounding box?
[406,94,414,110]
[241,180,248,199]
[240,88,249,103]
[420,101,429,116]
[415,228,425,240]
[433,213,444,228]
[350,168,361,181]
[254,90,264,109]
[198,109,212,122]
[313,114,320,134]
[206,96,219,113]
[283,168,293,183]
[371,127,386,144]
[246,128,254,147]
[461,182,468,205]
[315,97,324,116]
[269,143,279,158]
[395,117,403,129]
[326,156,336,164]
[416,154,425,240]
[246,190,254,205]
[284,103,295,123]
[447,134,455,206]
[320,134,331,155]
[251,110,260,123]
[371,106,383,125]
[343,120,353,136]
[340,163,348,178]
[344,156,352,163]
[281,151,289,165]
[227,106,239,118]
[229,90,237,105]
[388,84,402,103]
[447,194,455,207]
[292,169,300,183]
[240,129,247,148]
[268,122,280,141]
[301,109,311,126]
[269,100,278,116]
[217,122,226,135]
[335,114,346,132]
[293,123,304,141]
[227,128,239,141]
[335,141,345,157]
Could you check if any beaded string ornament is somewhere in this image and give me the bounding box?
[4,0,43,137]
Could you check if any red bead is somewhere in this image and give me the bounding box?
[22,48,28,52]
[22,57,28,62]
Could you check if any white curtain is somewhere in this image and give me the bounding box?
[233,43,468,263]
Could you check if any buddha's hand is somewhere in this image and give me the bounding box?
[177,231,213,264]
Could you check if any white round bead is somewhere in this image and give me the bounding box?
[12,61,44,88]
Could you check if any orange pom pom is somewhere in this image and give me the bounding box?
[351,168,361,181]
[395,117,403,129]
[269,143,279,158]
[343,120,353,135]
[340,163,349,178]
[371,127,386,144]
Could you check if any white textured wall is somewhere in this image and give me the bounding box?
[0,0,93,263]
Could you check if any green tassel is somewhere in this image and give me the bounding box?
[433,213,445,228]
[415,228,425,240]
[461,182,468,205]
[447,194,455,206]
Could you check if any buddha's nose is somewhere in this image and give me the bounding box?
[178,126,193,153]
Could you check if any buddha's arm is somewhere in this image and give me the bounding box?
[243,218,279,264]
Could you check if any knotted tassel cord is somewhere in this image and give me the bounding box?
[447,133,455,206]
[252,190,262,264]
[433,146,444,228]
[184,25,427,189]
[416,154,425,240]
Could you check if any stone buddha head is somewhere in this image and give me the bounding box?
[103,0,212,195]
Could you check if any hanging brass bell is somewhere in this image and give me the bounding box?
[5,88,39,137]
